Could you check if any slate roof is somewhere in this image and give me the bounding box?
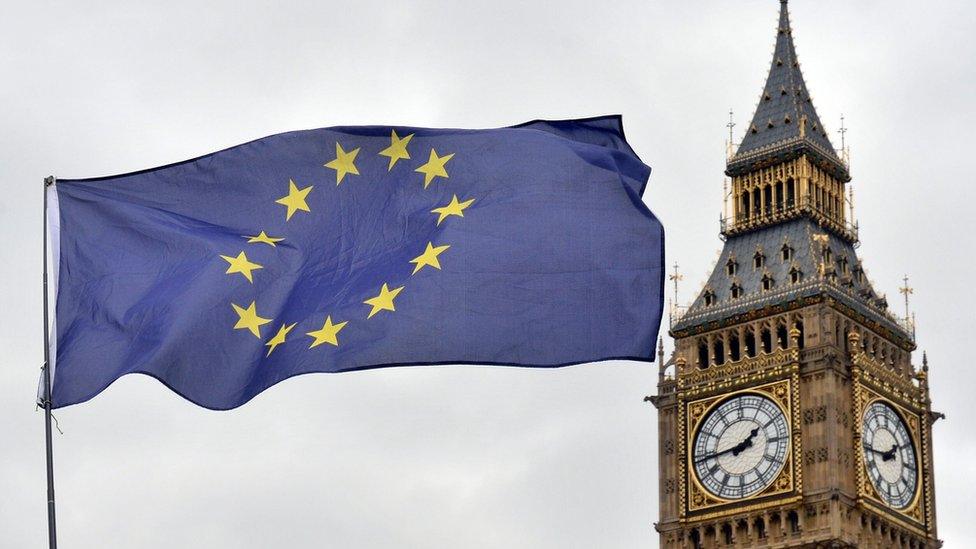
[671,218,911,343]
[672,1,910,344]
[728,0,848,180]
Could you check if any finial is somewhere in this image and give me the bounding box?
[669,263,683,308]
[726,109,736,159]
[922,351,929,371]
[658,337,665,362]
[838,114,848,148]
[899,275,913,321]
[848,185,855,223]
[723,178,729,219]
[839,114,850,167]
[847,330,860,349]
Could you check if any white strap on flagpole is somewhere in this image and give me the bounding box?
[38,181,60,406]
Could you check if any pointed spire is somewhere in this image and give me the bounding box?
[729,0,846,179]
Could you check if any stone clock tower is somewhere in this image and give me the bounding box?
[650,2,941,547]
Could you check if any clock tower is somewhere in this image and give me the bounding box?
[650,1,941,547]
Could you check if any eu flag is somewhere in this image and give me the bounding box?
[44,116,664,410]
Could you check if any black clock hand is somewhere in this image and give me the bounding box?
[862,445,887,457]
[735,428,761,456]
[695,427,761,463]
[863,444,899,462]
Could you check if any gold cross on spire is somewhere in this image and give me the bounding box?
[668,263,683,306]
[899,274,914,320]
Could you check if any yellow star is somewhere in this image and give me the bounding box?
[306,316,348,348]
[363,283,404,319]
[410,242,451,275]
[414,148,455,188]
[324,142,361,184]
[378,129,414,171]
[220,251,263,283]
[245,231,285,247]
[231,301,272,338]
[275,179,313,221]
[264,322,297,357]
[431,195,475,225]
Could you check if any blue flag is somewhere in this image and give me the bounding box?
[44,116,664,410]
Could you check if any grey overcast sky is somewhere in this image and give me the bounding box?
[1,1,974,547]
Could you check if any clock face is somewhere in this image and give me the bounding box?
[692,393,790,500]
[861,401,918,509]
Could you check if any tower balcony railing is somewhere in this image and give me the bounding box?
[720,196,859,244]
[669,303,689,329]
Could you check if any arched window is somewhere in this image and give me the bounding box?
[713,339,726,366]
[763,185,773,215]
[777,324,788,349]
[752,188,761,216]
[726,258,738,277]
[722,523,733,545]
[775,181,784,211]
[698,340,710,369]
[729,332,741,362]
[786,178,796,208]
[787,510,800,534]
[761,328,773,354]
[795,321,805,349]
[745,330,757,358]
[730,283,743,300]
[754,517,767,539]
[741,193,751,220]
[703,290,716,307]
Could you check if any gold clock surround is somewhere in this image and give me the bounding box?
[853,353,929,534]
[679,365,803,519]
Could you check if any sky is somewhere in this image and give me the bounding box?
[1,0,974,547]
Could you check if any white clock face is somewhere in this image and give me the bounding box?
[692,393,790,500]
[862,401,918,509]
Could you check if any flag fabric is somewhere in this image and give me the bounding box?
[43,115,664,410]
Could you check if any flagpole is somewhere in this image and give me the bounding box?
[42,175,58,549]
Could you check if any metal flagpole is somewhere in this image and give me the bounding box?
[42,175,58,549]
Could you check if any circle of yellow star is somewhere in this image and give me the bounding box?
[410,242,451,275]
[306,316,348,348]
[220,251,263,283]
[415,148,455,189]
[378,130,414,171]
[431,195,475,225]
[264,322,297,357]
[363,283,404,319]
[231,301,272,338]
[324,142,361,184]
[275,179,313,221]
[245,231,285,247]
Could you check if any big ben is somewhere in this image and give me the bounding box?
[651,1,941,547]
